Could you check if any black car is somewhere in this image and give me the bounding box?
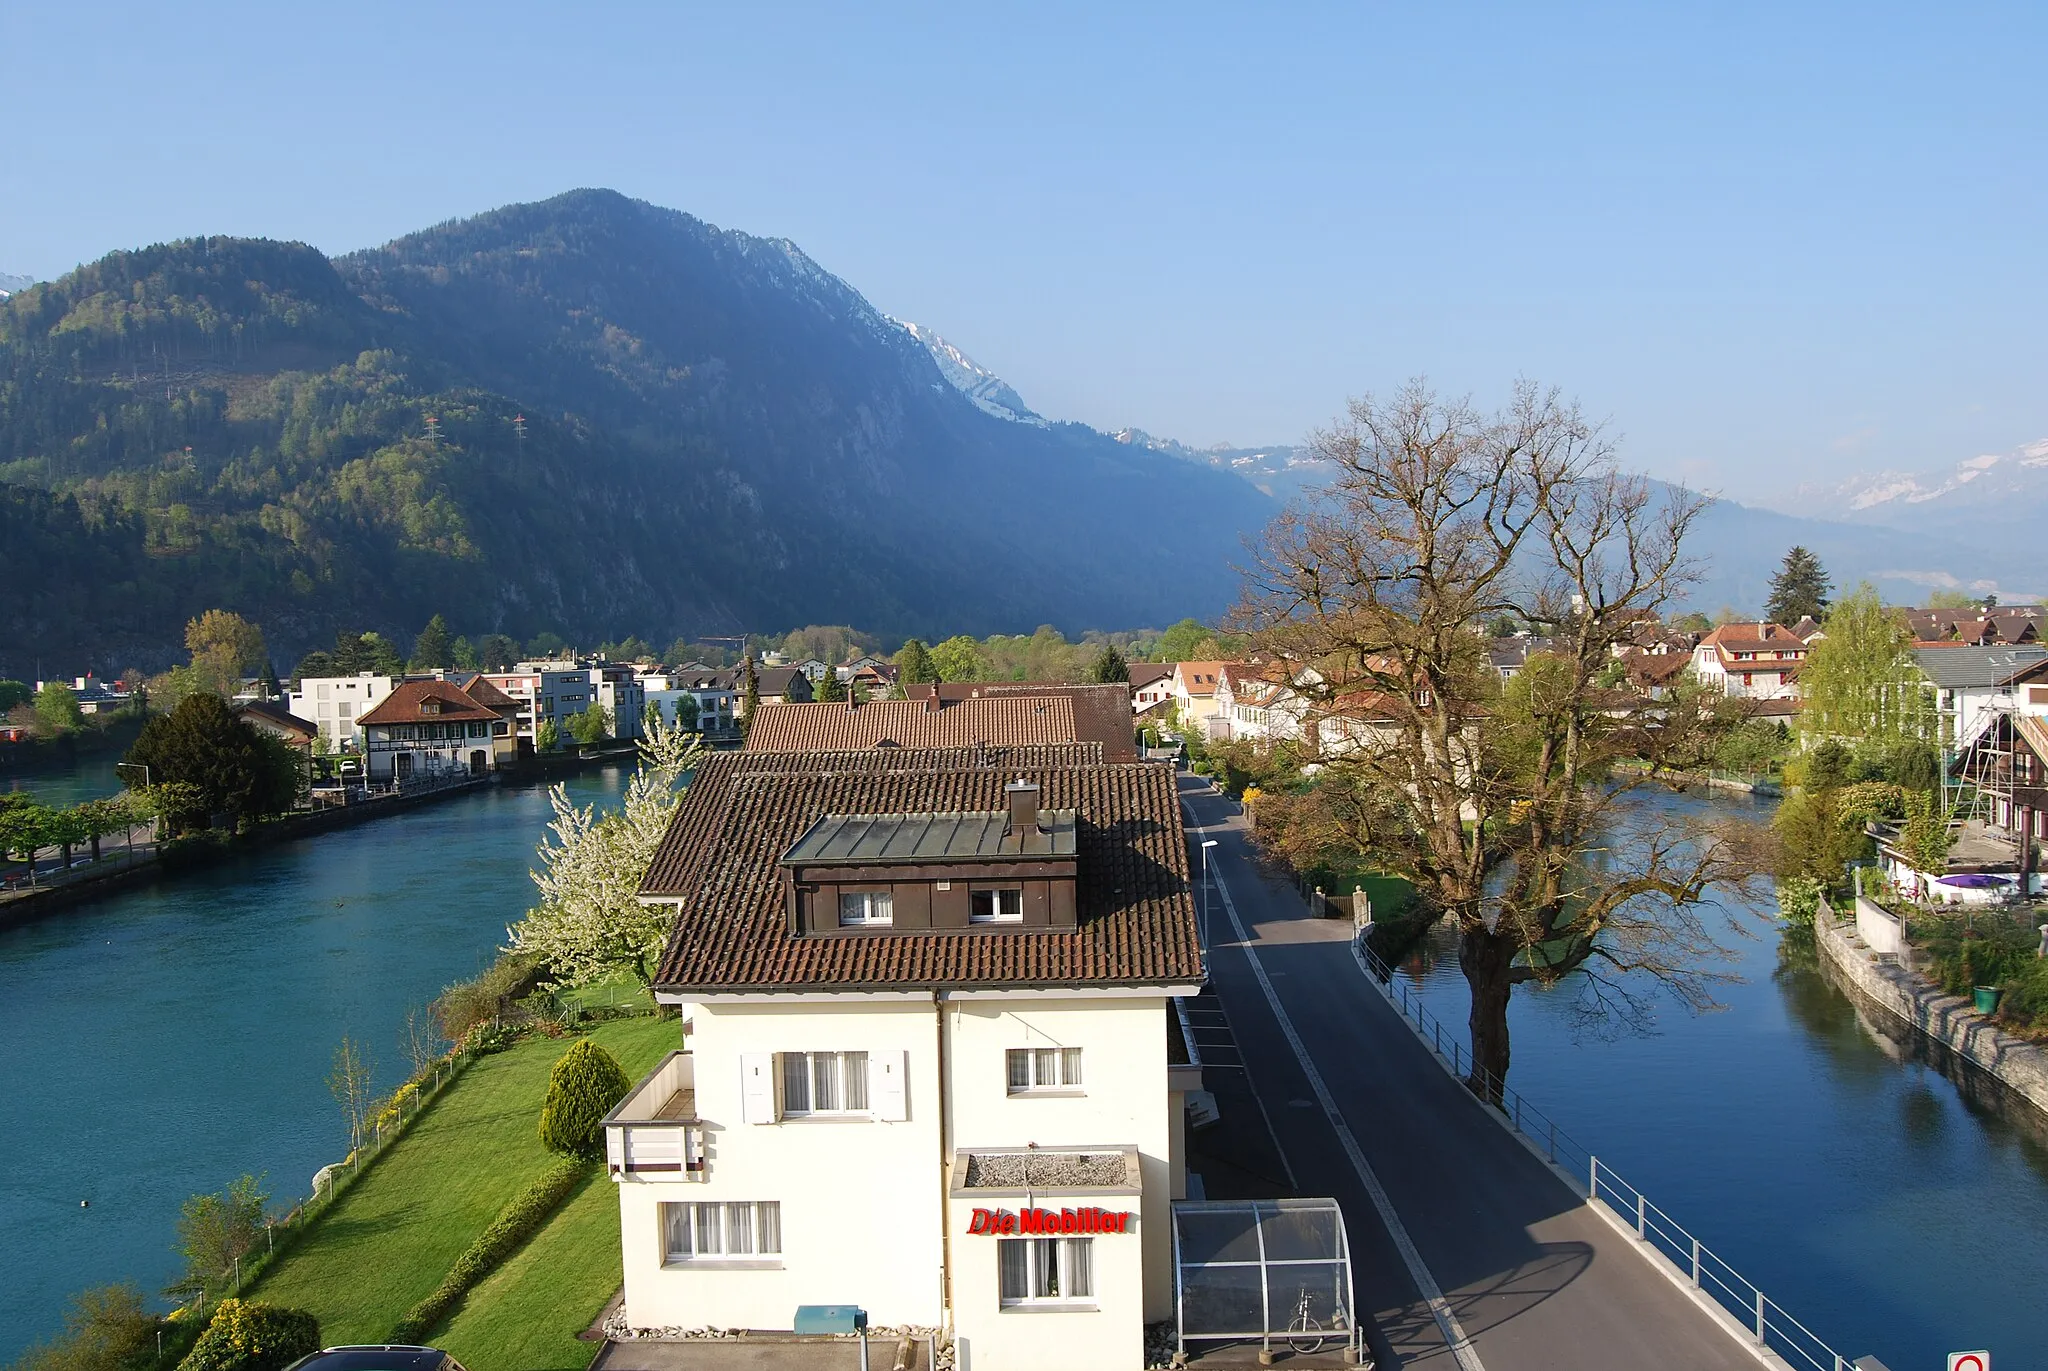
[282,1348,468,1371]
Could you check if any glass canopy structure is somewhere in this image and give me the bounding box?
[1172,1198,1361,1361]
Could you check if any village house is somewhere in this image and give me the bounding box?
[1127,662,1174,715]
[1689,623,1808,700]
[608,743,1205,1370]
[230,698,320,757]
[441,672,525,765]
[742,665,817,716]
[1167,662,1236,738]
[642,667,741,740]
[287,672,397,752]
[355,680,503,781]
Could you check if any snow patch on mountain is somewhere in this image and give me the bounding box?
[895,321,1046,426]
[0,271,30,298]
[1842,439,2048,511]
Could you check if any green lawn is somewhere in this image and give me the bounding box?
[250,1016,676,1350]
[435,1168,622,1370]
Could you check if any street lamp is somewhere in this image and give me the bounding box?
[1200,839,1220,953]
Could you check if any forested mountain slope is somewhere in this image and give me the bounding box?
[0,191,1268,676]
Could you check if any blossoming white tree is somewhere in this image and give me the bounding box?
[509,717,705,990]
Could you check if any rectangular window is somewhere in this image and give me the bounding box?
[970,887,1024,924]
[1006,1047,1083,1093]
[998,1237,1094,1305]
[780,1051,870,1115]
[661,1201,782,1262]
[838,890,894,927]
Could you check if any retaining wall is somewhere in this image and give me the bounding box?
[1814,898,2048,1120]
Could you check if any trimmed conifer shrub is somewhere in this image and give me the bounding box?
[178,1300,319,1371]
[537,1038,631,1160]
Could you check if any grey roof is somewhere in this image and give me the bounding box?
[1913,645,2048,689]
[782,807,1079,865]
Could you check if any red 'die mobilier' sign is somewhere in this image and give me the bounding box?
[967,1206,1134,1235]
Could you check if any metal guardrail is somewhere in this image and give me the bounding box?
[1352,938,1856,1371]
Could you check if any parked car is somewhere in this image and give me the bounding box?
[283,1349,467,1371]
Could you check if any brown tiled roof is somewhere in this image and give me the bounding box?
[1127,662,1173,690]
[901,683,1137,761]
[744,697,1080,752]
[1699,623,1806,654]
[1174,662,1234,696]
[446,672,519,711]
[232,699,318,739]
[1625,651,1694,688]
[642,746,1201,991]
[357,679,500,726]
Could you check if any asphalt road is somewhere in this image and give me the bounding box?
[1180,773,1771,1371]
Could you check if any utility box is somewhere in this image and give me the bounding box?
[793,1305,866,1335]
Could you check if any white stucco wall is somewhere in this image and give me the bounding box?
[618,998,946,1331]
[615,990,1181,1355]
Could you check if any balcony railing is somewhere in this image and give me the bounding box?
[604,1050,706,1181]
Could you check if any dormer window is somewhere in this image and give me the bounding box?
[971,888,1024,924]
[839,890,894,927]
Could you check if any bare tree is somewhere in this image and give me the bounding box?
[401,1002,446,1082]
[328,1036,375,1152]
[1237,380,1771,1100]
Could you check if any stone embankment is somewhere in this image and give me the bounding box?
[1814,895,2048,1119]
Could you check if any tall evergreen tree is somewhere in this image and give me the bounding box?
[815,667,847,702]
[411,614,453,670]
[740,655,760,729]
[1088,644,1131,683]
[1765,547,1832,625]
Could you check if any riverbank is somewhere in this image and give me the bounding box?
[1814,894,2048,1120]
[248,1015,673,1366]
[0,766,640,1357]
[0,773,506,931]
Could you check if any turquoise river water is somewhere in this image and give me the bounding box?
[3,780,2045,1363]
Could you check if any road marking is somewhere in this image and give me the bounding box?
[1195,804,1489,1371]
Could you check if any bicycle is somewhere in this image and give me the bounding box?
[1286,1285,1325,1354]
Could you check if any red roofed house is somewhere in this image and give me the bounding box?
[606,744,1211,1367]
[356,679,504,782]
[1689,623,1807,701]
[1168,662,1236,738]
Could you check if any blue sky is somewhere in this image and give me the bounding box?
[3,2,2042,504]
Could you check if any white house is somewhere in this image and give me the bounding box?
[1689,623,1808,700]
[1127,663,1174,716]
[287,672,396,751]
[641,668,740,739]
[355,679,502,781]
[610,747,1207,1371]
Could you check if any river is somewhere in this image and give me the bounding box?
[5,781,2046,1364]
[1395,790,2048,1370]
[0,767,628,1359]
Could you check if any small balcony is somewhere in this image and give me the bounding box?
[604,1051,707,1181]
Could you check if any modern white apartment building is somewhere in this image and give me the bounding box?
[287,672,396,750]
[608,744,1206,1371]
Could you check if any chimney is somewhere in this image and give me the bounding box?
[1005,778,1042,836]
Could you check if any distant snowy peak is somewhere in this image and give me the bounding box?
[896,320,1046,427]
[1113,428,1327,500]
[0,271,31,298]
[1837,438,2048,515]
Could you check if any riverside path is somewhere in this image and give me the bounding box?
[1179,772,1780,1371]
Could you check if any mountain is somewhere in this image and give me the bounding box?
[0,191,1271,677]
[1111,429,1324,502]
[897,322,1045,426]
[0,272,29,298]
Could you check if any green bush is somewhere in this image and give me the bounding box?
[7,1284,160,1371]
[388,1156,590,1342]
[1775,875,1824,925]
[178,1300,319,1371]
[537,1039,631,1160]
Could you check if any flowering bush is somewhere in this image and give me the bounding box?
[178,1299,319,1371]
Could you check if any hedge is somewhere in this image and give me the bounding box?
[387,1157,592,1342]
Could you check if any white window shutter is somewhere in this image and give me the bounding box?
[870,1049,909,1121]
[740,1053,777,1124]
